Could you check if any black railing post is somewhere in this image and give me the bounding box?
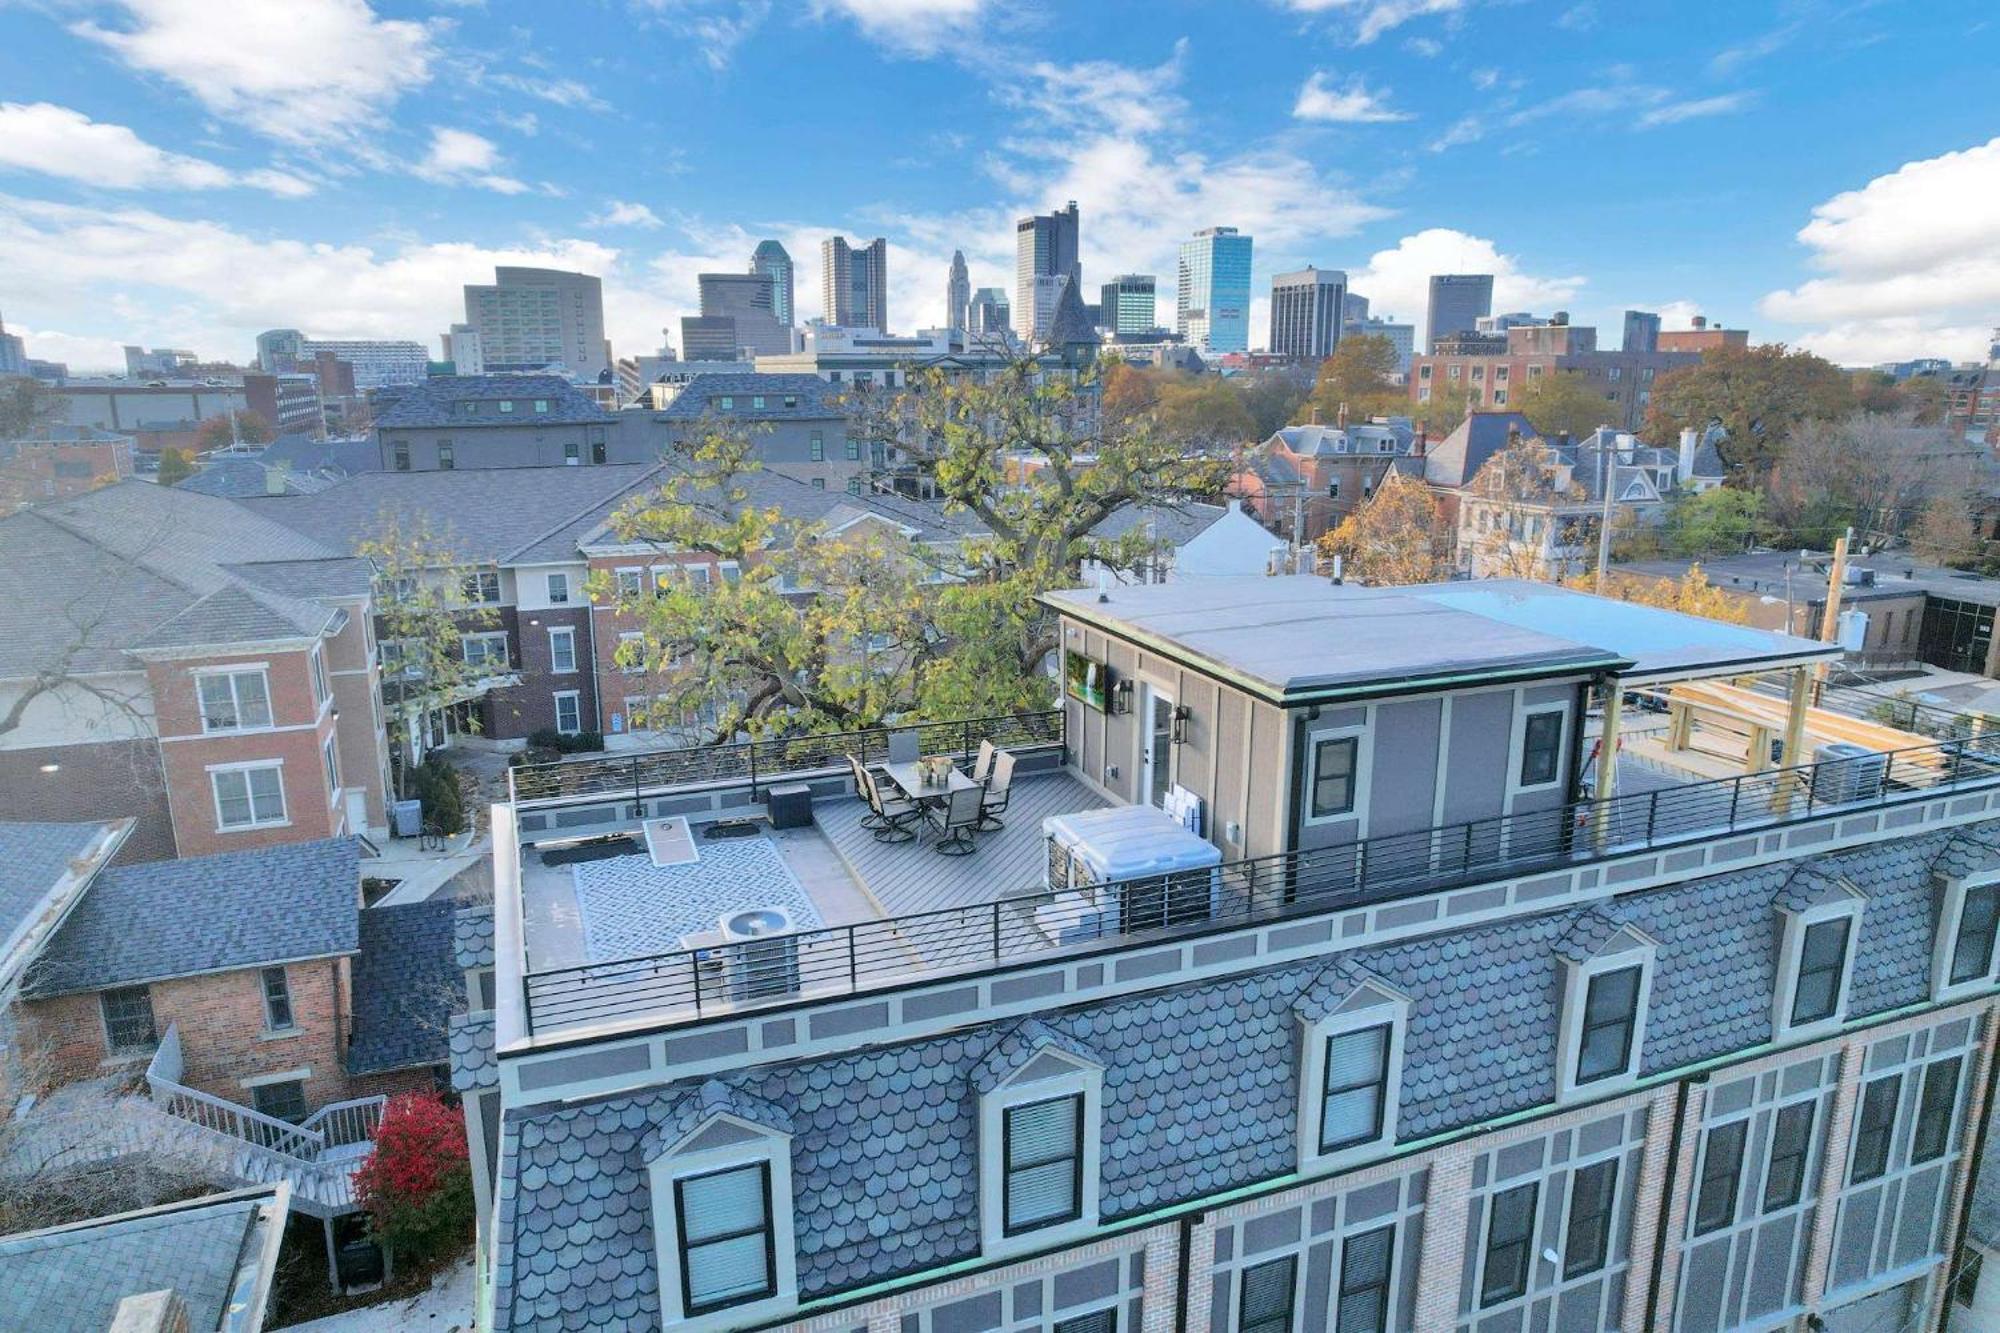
[749,742,760,803]
[1646,789,1659,843]
[690,953,703,1016]
[1728,774,1740,828]
[848,925,859,992]
[992,901,1003,961]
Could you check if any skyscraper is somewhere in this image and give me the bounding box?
[1015,202,1081,344]
[1177,227,1253,355]
[1097,275,1156,336]
[254,329,304,371]
[821,236,889,331]
[1268,268,1346,362]
[1622,309,1662,354]
[967,288,1011,338]
[751,241,795,327]
[463,266,610,381]
[1425,274,1494,353]
[945,251,971,333]
[697,271,790,356]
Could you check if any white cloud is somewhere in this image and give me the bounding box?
[810,0,987,56]
[1554,3,1595,31]
[71,0,438,145]
[415,127,529,193]
[1761,136,2000,363]
[1636,92,1756,129]
[0,102,313,196]
[1277,0,1465,45]
[1710,23,1800,76]
[1292,72,1412,124]
[0,191,671,360]
[1403,36,1442,56]
[590,200,665,229]
[631,0,771,72]
[4,325,131,375]
[1006,43,1188,137]
[1470,67,1500,90]
[487,72,611,112]
[1347,228,1585,346]
[1428,115,1483,153]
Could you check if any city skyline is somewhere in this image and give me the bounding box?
[0,2,1994,371]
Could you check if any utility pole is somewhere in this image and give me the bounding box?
[1815,528,1853,695]
[1594,437,1616,593]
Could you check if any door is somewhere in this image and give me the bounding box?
[1142,683,1174,809]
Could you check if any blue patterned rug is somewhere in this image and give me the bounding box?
[570,834,823,962]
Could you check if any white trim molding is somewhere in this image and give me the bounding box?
[1773,880,1866,1042]
[976,1036,1104,1259]
[1931,866,2000,1003]
[645,1103,798,1333]
[1294,966,1409,1175]
[1555,918,1658,1101]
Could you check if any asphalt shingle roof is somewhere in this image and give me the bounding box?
[373,376,615,429]
[23,838,361,997]
[0,1186,285,1333]
[347,899,463,1076]
[652,374,848,422]
[0,821,117,974]
[490,821,1988,1329]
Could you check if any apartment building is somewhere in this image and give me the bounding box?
[1233,418,1421,542]
[1410,322,1700,432]
[371,375,629,472]
[462,267,610,383]
[0,482,391,861]
[459,573,2000,1333]
[0,423,134,512]
[651,373,863,490]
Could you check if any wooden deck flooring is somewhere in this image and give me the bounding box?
[817,770,1109,917]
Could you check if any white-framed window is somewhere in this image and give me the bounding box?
[462,631,510,672]
[614,566,643,598]
[321,732,341,800]
[308,645,329,707]
[1932,869,2000,1001]
[1514,703,1568,792]
[460,569,502,604]
[548,626,578,674]
[1304,725,1369,825]
[211,762,287,830]
[977,1038,1103,1255]
[261,965,295,1032]
[1296,975,1407,1172]
[1476,1180,1540,1307]
[554,690,582,735]
[646,1103,797,1331]
[1773,889,1864,1040]
[546,572,571,604]
[197,668,273,733]
[1555,923,1655,1099]
[618,631,646,674]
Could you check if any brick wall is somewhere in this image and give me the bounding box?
[21,957,362,1110]
[493,604,596,737]
[0,737,177,862]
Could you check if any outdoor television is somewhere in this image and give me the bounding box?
[1064,649,1110,711]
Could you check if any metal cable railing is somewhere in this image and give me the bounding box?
[521,728,2000,1033]
[507,709,1065,806]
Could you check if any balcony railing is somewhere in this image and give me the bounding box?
[507,708,1066,806]
[520,727,2000,1034]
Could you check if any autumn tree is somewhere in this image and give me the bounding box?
[1659,487,1765,558]
[1513,369,1617,442]
[1461,435,1588,580]
[154,448,194,486]
[1643,343,1854,481]
[1299,335,1402,424]
[1238,369,1311,438]
[1410,383,1477,436]
[1908,496,1982,568]
[1768,411,1977,547]
[358,509,501,790]
[1599,563,1751,624]
[1152,374,1256,447]
[1316,471,1450,585]
[352,1092,473,1268]
[0,376,62,439]
[193,409,274,451]
[1099,358,1158,427]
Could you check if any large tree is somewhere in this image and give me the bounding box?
[1298,335,1402,425]
[0,376,62,439]
[193,410,274,451]
[1642,343,1853,480]
[1599,564,1751,624]
[1767,410,1977,548]
[1659,487,1766,559]
[1316,471,1450,585]
[1512,370,1618,441]
[608,359,1229,741]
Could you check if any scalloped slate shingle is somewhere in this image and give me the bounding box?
[451,1013,497,1093]
[455,904,496,971]
[643,1080,793,1160]
[491,823,1979,1329]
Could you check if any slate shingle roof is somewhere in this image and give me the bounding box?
[373,375,615,429]
[1422,411,1538,489]
[451,1012,497,1093]
[0,1185,285,1333]
[653,373,848,422]
[455,903,496,970]
[491,822,1985,1329]
[23,838,360,997]
[347,900,463,1075]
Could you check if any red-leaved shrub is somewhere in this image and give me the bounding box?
[351,1092,473,1266]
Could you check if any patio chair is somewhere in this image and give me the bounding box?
[970,738,996,785]
[887,729,921,765]
[927,783,985,856]
[863,768,920,844]
[847,755,885,830]
[979,750,1015,830]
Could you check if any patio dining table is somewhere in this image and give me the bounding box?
[882,760,980,807]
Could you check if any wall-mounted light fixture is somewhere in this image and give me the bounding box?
[1170,704,1191,744]
[1111,679,1133,716]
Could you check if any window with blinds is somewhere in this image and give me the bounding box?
[674,1163,776,1313]
[1335,1224,1394,1333]
[1054,1309,1116,1333]
[1320,1024,1390,1153]
[1850,1075,1902,1183]
[1761,1101,1816,1212]
[1950,884,2000,984]
[1575,965,1641,1084]
[1003,1094,1082,1235]
[1238,1255,1296,1333]
[1789,918,1851,1026]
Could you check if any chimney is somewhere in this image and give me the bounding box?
[110,1290,192,1333]
[1337,400,1349,429]
[1691,315,1708,330]
[1677,427,1697,484]
[1308,403,1320,425]
[1414,428,1427,457]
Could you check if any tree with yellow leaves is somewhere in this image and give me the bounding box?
[1316,472,1451,585]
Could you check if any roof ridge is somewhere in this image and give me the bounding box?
[499,462,671,563]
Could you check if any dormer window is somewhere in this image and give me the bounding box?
[1772,876,1864,1040]
[1295,964,1408,1172]
[1931,859,2000,1001]
[1555,911,1655,1099]
[975,1021,1104,1255]
[645,1081,797,1331]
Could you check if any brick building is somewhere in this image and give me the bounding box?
[1231,418,1421,542]
[1410,320,1699,432]
[1656,316,1751,353]
[0,482,391,861]
[0,424,134,513]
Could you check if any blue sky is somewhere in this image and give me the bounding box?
[0,0,1995,373]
